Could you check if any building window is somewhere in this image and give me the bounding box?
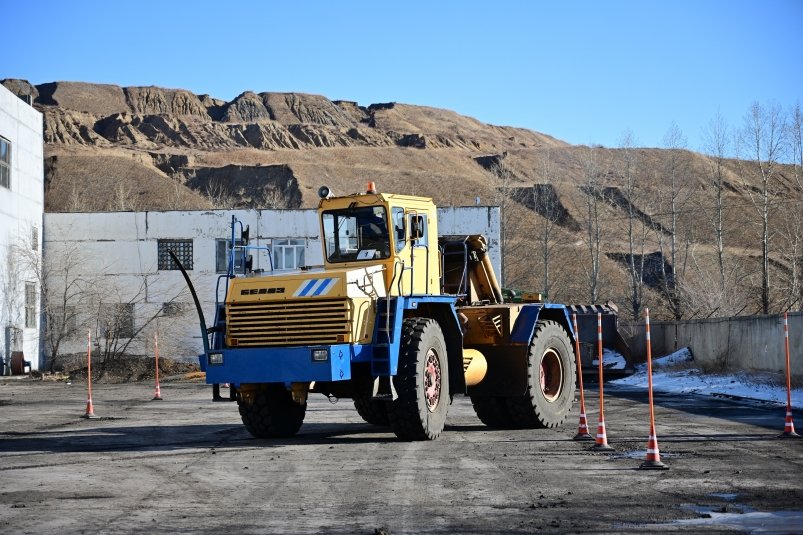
[273,239,305,270]
[161,302,187,317]
[31,226,38,251]
[0,136,10,189]
[99,303,135,339]
[216,239,246,273]
[25,282,37,328]
[158,239,193,270]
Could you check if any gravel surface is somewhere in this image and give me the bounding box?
[1,378,801,534]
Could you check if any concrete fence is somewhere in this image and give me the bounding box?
[627,311,803,377]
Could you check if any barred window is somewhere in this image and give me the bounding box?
[0,136,10,189]
[25,282,36,328]
[158,239,193,270]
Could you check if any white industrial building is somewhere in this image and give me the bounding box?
[0,84,44,374]
[1,83,501,370]
[43,206,501,363]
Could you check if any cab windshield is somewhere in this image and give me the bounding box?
[322,206,390,263]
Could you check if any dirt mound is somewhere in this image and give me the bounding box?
[124,86,210,118]
[37,81,129,116]
[61,356,200,384]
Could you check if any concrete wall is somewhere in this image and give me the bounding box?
[629,312,803,376]
[43,206,501,362]
[0,84,44,372]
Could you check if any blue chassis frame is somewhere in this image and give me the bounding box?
[200,295,576,387]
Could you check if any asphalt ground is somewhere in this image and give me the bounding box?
[1,378,802,534]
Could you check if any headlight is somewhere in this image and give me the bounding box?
[208,352,224,366]
[311,348,329,362]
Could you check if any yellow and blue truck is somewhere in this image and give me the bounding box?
[173,183,627,440]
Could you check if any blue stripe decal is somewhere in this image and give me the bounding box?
[296,279,317,297]
[312,278,335,296]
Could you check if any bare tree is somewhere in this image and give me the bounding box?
[205,179,237,208]
[701,112,731,303]
[257,188,291,209]
[91,275,186,373]
[13,238,96,372]
[532,148,564,299]
[113,181,140,211]
[0,242,24,368]
[619,131,650,321]
[657,122,693,319]
[488,158,518,287]
[578,146,604,303]
[737,101,787,314]
[780,102,803,309]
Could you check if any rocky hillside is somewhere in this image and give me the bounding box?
[4,79,802,320]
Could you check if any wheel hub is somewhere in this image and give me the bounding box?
[540,348,563,402]
[424,348,442,412]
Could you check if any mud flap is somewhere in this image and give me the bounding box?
[372,375,398,401]
[213,383,236,402]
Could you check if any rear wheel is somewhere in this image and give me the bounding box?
[388,318,450,440]
[506,320,576,428]
[237,384,306,438]
[353,396,390,426]
[470,395,515,428]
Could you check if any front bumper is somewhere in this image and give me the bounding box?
[199,343,371,384]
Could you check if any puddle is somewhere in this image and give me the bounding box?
[708,492,739,501]
[612,450,680,460]
[674,508,803,533]
[683,503,752,515]
[630,503,803,533]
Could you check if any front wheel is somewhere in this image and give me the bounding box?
[388,318,450,440]
[237,384,306,438]
[353,396,390,426]
[505,320,576,428]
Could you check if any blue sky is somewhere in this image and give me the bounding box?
[3,0,801,152]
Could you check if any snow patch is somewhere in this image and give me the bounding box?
[591,348,628,370]
[613,347,802,408]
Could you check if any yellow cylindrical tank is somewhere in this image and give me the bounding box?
[463,348,488,387]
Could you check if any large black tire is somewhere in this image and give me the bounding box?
[505,320,576,428]
[388,318,450,440]
[470,395,516,428]
[353,396,390,426]
[237,384,306,438]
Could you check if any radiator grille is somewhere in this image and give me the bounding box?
[226,298,351,347]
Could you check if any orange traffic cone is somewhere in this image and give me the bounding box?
[640,424,668,470]
[778,314,799,439]
[81,329,97,419]
[574,410,593,441]
[152,333,163,401]
[779,407,800,438]
[82,394,97,419]
[572,313,593,441]
[590,314,613,451]
[640,308,668,468]
[590,418,614,451]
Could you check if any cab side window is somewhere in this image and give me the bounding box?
[392,207,405,252]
